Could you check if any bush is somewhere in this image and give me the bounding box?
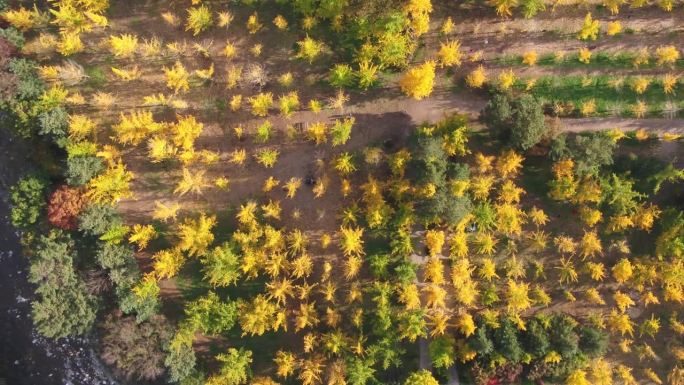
[38,106,69,140]
[549,315,579,359]
[184,292,238,336]
[79,204,123,236]
[165,343,197,383]
[578,326,608,357]
[9,57,44,102]
[408,133,472,226]
[65,155,104,185]
[493,318,524,363]
[47,185,86,230]
[100,312,173,381]
[10,173,47,228]
[28,231,97,338]
[117,284,159,323]
[521,318,550,358]
[550,132,616,176]
[329,64,355,88]
[481,92,547,151]
[0,27,25,49]
[97,243,135,270]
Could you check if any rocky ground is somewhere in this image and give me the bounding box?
[0,126,117,385]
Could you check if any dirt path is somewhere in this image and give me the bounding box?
[353,87,684,134]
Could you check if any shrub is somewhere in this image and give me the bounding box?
[550,132,615,177]
[28,232,97,338]
[38,106,69,140]
[549,315,579,359]
[481,92,547,151]
[65,155,104,185]
[165,343,197,383]
[79,203,123,236]
[97,243,135,270]
[399,61,436,100]
[408,133,472,226]
[100,312,173,381]
[47,185,86,230]
[329,64,355,88]
[578,326,608,357]
[10,173,47,228]
[185,5,213,36]
[493,318,524,363]
[0,27,25,49]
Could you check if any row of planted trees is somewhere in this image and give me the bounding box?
[3,1,684,385]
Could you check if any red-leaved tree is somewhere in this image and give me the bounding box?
[47,185,86,230]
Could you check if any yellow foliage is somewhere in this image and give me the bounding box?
[578,13,600,41]
[109,33,138,57]
[177,213,216,257]
[185,5,213,36]
[399,61,436,100]
[606,21,622,36]
[86,163,134,204]
[578,47,592,64]
[163,61,190,93]
[498,69,516,90]
[129,224,156,250]
[655,45,680,67]
[466,65,487,88]
[437,40,462,67]
[522,50,538,66]
[68,114,96,139]
[111,66,141,81]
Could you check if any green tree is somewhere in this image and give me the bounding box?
[550,132,616,177]
[521,318,550,358]
[494,318,524,363]
[549,315,579,359]
[28,232,97,338]
[96,243,134,270]
[79,203,123,235]
[38,106,69,142]
[367,333,404,370]
[481,93,547,151]
[329,64,355,88]
[429,335,456,369]
[655,210,684,259]
[468,320,494,360]
[346,357,376,385]
[398,309,427,342]
[207,348,252,385]
[165,342,197,383]
[201,242,242,287]
[578,326,608,357]
[10,173,47,228]
[330,117,354,146]
[66,155,104,185]
[408,132,472,226]
[520,0,545,18]
[600,174,644,215]
[184,292,238,336]
[404,369,439,385]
